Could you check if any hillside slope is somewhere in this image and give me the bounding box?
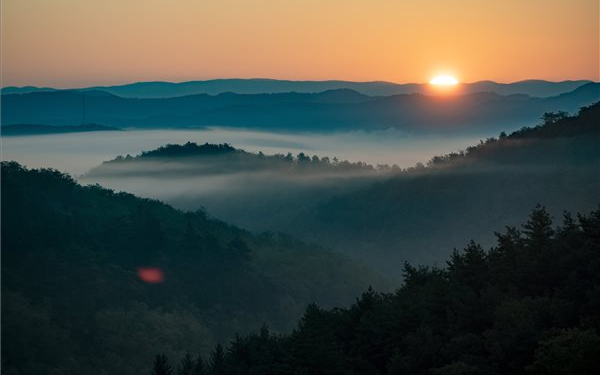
[300,103,600,270]
[162,206,600,375]
[79,104,600,275]
[1,162,382,375]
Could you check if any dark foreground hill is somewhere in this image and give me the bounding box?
[2,83,599,133]
[0,162,382,375]
[161,206,600,375]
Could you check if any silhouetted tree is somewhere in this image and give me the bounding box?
[192,354,208,375]
[208,344,226,375]
[152,354,173,375]
[177,352,194,375]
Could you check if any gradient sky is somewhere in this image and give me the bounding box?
[2,0,598,87]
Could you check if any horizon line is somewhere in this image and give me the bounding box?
[2,77,597,90]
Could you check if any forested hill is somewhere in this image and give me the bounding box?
[160,206,600,375]
[423,102,600,168]
[0,162,382,375]
[283,103,600,271]
[86,142,385,178]
[79,103,600,276]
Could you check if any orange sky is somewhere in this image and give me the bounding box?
[2,0,598,88]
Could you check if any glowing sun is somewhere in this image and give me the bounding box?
[430,75,459,86]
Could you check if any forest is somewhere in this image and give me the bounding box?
[81,103,600,275]
[1,162,382,375]
[4,1,598,374]
[2,104,598,375]
[152,205,600,375]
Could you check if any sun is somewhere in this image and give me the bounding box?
[430,75,459,86]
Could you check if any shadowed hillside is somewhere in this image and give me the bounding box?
[1,162,384,375]
[292,103,600,271]
[161,206,600,375]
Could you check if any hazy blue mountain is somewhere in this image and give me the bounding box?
[0,86,57,95]
[466,79,593,97]
[3,83,599,134]
[2,78,592,98]
[1,123,121,136]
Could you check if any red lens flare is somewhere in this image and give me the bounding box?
[137,267,165,284]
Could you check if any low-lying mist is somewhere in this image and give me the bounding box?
[1,127,486,175]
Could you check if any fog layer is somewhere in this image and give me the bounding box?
[1,127,483,175]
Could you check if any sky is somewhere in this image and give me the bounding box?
[2,0,598,88]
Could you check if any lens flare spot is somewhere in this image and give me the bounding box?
[137,267,165,284]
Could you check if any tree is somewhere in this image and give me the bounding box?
[152,354,173,375]
[527,328,600,375]
[192,354,208,375]
[541,111,568,125]
[177,352,194,375]
[209,344,226,375]
[522,205,554,250]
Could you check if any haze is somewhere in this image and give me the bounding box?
[1,128,483,176]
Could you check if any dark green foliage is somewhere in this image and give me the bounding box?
[141,142,237,158]
[192,354,208,375]
[88,141,384,178]
[177,352,195,375]
[0,162,378,375]
[152,354,174,375]
[173,206,600,374]
[208,345,226,375]
[527,328,600,375]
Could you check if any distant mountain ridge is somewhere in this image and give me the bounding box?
[1,123,121,136]
[3,83,599,134]
[2,78,593,98]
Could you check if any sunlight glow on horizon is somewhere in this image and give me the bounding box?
[430,75,459,86]
[1,0,598,87]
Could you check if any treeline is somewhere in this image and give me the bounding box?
[1,162,380,375]
[96,141,398,176]
[157,206,600,374]
[426,103,599,168]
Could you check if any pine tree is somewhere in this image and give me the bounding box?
[152,354,173,375]
[177,352,194,375]
[209,344,226,375]
[522,204,554,250]
[192,354,208,375]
